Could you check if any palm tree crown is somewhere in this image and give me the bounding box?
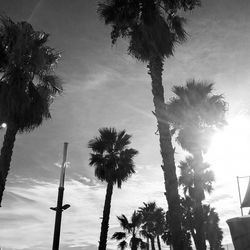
[167,80,227,153]
[139,202,166,250]
[88,127,138,188]
[179,157,215,201]
[98,0,197,62]
[112,211,147,250]
[0,16,62,131]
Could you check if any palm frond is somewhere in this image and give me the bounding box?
[38,74,63,95]
[112,232,126,240]
[118,240,128,250]
[131,211,142,228]
[117,214,130,231]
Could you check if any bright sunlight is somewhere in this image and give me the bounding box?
[205,115,250,178]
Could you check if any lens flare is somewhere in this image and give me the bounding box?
[205,115,250,178]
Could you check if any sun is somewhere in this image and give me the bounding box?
[204,115,250,178]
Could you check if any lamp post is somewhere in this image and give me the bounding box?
[51,142,70,250]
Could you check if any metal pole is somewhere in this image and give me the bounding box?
[237,176,243,216]
[52,142,69,250]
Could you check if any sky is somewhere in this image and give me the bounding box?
[0,0,250,249]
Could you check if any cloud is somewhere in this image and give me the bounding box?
[0,163,169,250]
[0,161,240,250]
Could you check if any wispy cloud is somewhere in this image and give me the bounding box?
[0,161,238,249]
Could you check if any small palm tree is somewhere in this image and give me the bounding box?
[0,17,62,206]
[88,127,138,250]
[97,2,201,249]
[179,157,215,203]
[178,158,215,248]
[203,205,224,250]
[112,211,147,250]
[167,80,227,250]
[139,202,166,250]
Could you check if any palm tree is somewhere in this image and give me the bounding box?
[0,17,62,206]
[167,80,227,250]
[112,211,147,250]
[88,127,138,250]
[179,157,214,205]
[97,2,200,249]
[203,205,223,250]
[161,206,193,250]
[178,158,214,249]
[139,202,165,250]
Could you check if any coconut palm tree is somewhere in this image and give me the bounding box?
[112,211,147,250]
[88,127,138,250]
[167,80,227,250]
[97,2,200,249]
[0,17,62,206]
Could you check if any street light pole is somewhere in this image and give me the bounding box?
[52,142,69,250]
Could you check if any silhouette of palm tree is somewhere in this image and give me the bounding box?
[88,127,138,250]
[139,202,165,250]
[97,2,201,249]
[0,16,62,206]
[167,80,227,250]
[112,211,147,250]
[203,204,224,250]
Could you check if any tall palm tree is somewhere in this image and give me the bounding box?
[112,211,147,250]
[167,80,227,250]
[88,127,138,250]
[97,2,200,249]
[0,17,62,206]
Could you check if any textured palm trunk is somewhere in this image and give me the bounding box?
[192,150,206,250]
[148,56,183,250]
[147,237,149,250]
[98,181,113,250]
[131,233,138,250]
[156,235,162,250]
[150,236,156,250]
[193,204,206,250]
[0,123,18,206]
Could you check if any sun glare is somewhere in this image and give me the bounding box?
[205,115,250,178]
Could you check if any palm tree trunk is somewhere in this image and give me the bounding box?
[0,123,18,206]
[192,151,206,250]
[193,204,206,250]
[156,235,162,250]
[150,236,156,250]
[148,56,183,250]
[147,237,149,250]
[99,181,113,250]
[131,234,137,250]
